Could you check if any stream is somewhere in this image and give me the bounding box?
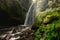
[0,0,36,40]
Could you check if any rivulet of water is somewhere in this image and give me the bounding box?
[24,0,49,26]
[24,1,36,26]
[24,3,34,26]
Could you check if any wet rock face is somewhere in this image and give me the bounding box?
[0,26,35,40]
[0,0,32,27]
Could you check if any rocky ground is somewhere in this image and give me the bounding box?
[0,25,35,40]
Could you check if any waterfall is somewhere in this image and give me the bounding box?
[23,0,50,26]
[24,1,36,26]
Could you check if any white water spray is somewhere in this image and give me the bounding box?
[24,0,36,26]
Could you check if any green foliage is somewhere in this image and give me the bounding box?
[34,9,60,40]
[35,8,60,24]
[35,15,43,24]
[34,20,60,40]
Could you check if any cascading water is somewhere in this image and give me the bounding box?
[24,0,49,26]
[24,0,36,26]
[24,3,34,26]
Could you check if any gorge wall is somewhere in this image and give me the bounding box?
[0,0,32,27]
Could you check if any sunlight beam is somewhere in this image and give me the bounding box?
[32,0,36,3]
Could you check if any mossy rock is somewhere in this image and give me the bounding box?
[34,7,60,40]
[34,20,60,40]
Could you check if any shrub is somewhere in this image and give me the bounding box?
[34,9,60,40]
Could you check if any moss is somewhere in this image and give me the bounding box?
[34,8,60,40]
[35,20,60,40]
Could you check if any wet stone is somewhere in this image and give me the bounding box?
[0,26,35,40]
